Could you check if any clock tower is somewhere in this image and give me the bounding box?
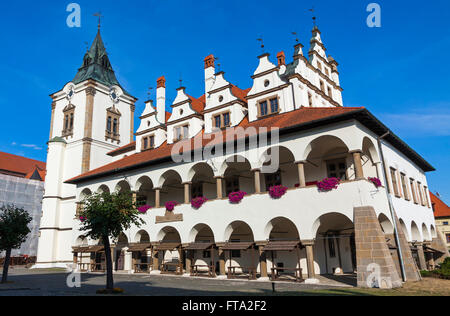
[35,29,137,268]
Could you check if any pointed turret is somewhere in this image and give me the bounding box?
[308,25,327,61]
[72,30,122,89]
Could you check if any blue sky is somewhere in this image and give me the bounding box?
[0,0,449,203]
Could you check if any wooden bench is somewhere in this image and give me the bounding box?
[161,262,183,275]
[270,267,303,282]
[191,264,216,278]
[227,266,257,280]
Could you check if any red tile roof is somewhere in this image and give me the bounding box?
[0,152,46,181]
[107,142,136,157]
[431,193,450,218]
[67,107,365,184]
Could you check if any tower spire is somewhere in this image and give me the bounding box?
[93,12,103,31]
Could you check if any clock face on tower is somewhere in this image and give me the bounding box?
[66,86,75,101]
[109,87,119,104]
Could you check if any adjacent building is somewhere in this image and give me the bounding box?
[0,152,45,259]
[431,193,450,252]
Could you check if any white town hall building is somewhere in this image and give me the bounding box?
[35,25,449,288]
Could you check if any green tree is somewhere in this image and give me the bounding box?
[0,205,32,284]
[79,191,144,291]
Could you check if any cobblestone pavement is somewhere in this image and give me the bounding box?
[0,268,354,296]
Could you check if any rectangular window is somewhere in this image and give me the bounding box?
[443,222,449,226]
[183,125,189,139]
[213,112,231,129]
[308,93,313,107]
[143,137,148,150]
[174,125,189,141]
[258,98,279,118]
[401,173,409,200]
[410,178,418,204]
[317,62,322,72]
[265,170,282,191]
[107,116,112,133]
[424,186,430,208]
[417,182,424,206]
[270,98,279,113]
[447,234,450,243]
[328,236,336,258]
[390,168,400,197]
[259,101,268,117]
[327,86,333,99]
[325,67,330,76]
[149,136,155,149]
[320,80,325,93]
[327,159,347,180]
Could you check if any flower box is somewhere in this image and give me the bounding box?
[165,201,178,212]
[269,185,288,199]
[138,205,152,214]
[368,177,382,188]
[317,178,341,192]
[191,197,208,209]
[229,191,247,204]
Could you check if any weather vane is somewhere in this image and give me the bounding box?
[93,12,103,30]
[179,74,183,88]
[215,57,221,72]
[309,7,317,26]
[147,87,153,101]
[292,32,299,43]
[257,38,265,54]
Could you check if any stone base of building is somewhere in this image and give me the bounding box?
[32,262,72,270]
[354,206,403,289]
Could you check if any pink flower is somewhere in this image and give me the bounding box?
[368,177,382,188]
[269,185,288,199]
[79,216,86,222]
[138,205,152,214]
[317,178,341,192]
[229,191,247,204]
[165,201,178,212]
[191,197,208,209]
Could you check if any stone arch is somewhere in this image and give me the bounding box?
[430,225,437,239]
[362,137,380,164]
[157,226,182,243]
[260,146,298,189]
[422,223,431,241]
[378,213,394,235]
[134,230,150,243]
[410,221,422,242]
[188,223,216,243]
[303,135,351,183]
[221,155,255,195]
[135,176,155,207]
[115,180,131,193]
[312,212,356,275]
[264,217,300,241]
[399,218,410,241]
[223,221,255,242]
[158,170,183,205]
[135,176,153,192]
[79,188,92,201]
[96,184,110,194]
[187,163,216,200]
[361,137,381,179]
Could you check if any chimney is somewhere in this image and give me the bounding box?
[277,51,286,66]
[204,54,215,94]
[156,76,166,124]
[293,43,304,59]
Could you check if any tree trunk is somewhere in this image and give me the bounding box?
[102,236,114,290]
[1,249,12,284]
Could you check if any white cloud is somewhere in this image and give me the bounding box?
[19,144,43,151]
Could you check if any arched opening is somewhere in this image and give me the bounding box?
[189,163,216,200]
[97,185,110,194]
[430,225,437,239]
[313,213,355,275]
[114,232,129,271]
[136,176,155,207]
[159,170,183,206]
[362,137,380,179]
[264,217,302,281]
[130,230,152,273]
[79,188,92,201]
[399,218,409,241]
[187,224,217,276]
[223,221,257,279]
[422,224,431,241]
[156,226,183,275]
[222,155,254,196]
[115,180,131,194]
[378,213,394,235]
[260,146,297,190]
[77,189,92,218]
[304,135,351,185]
[411,221,422,242]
